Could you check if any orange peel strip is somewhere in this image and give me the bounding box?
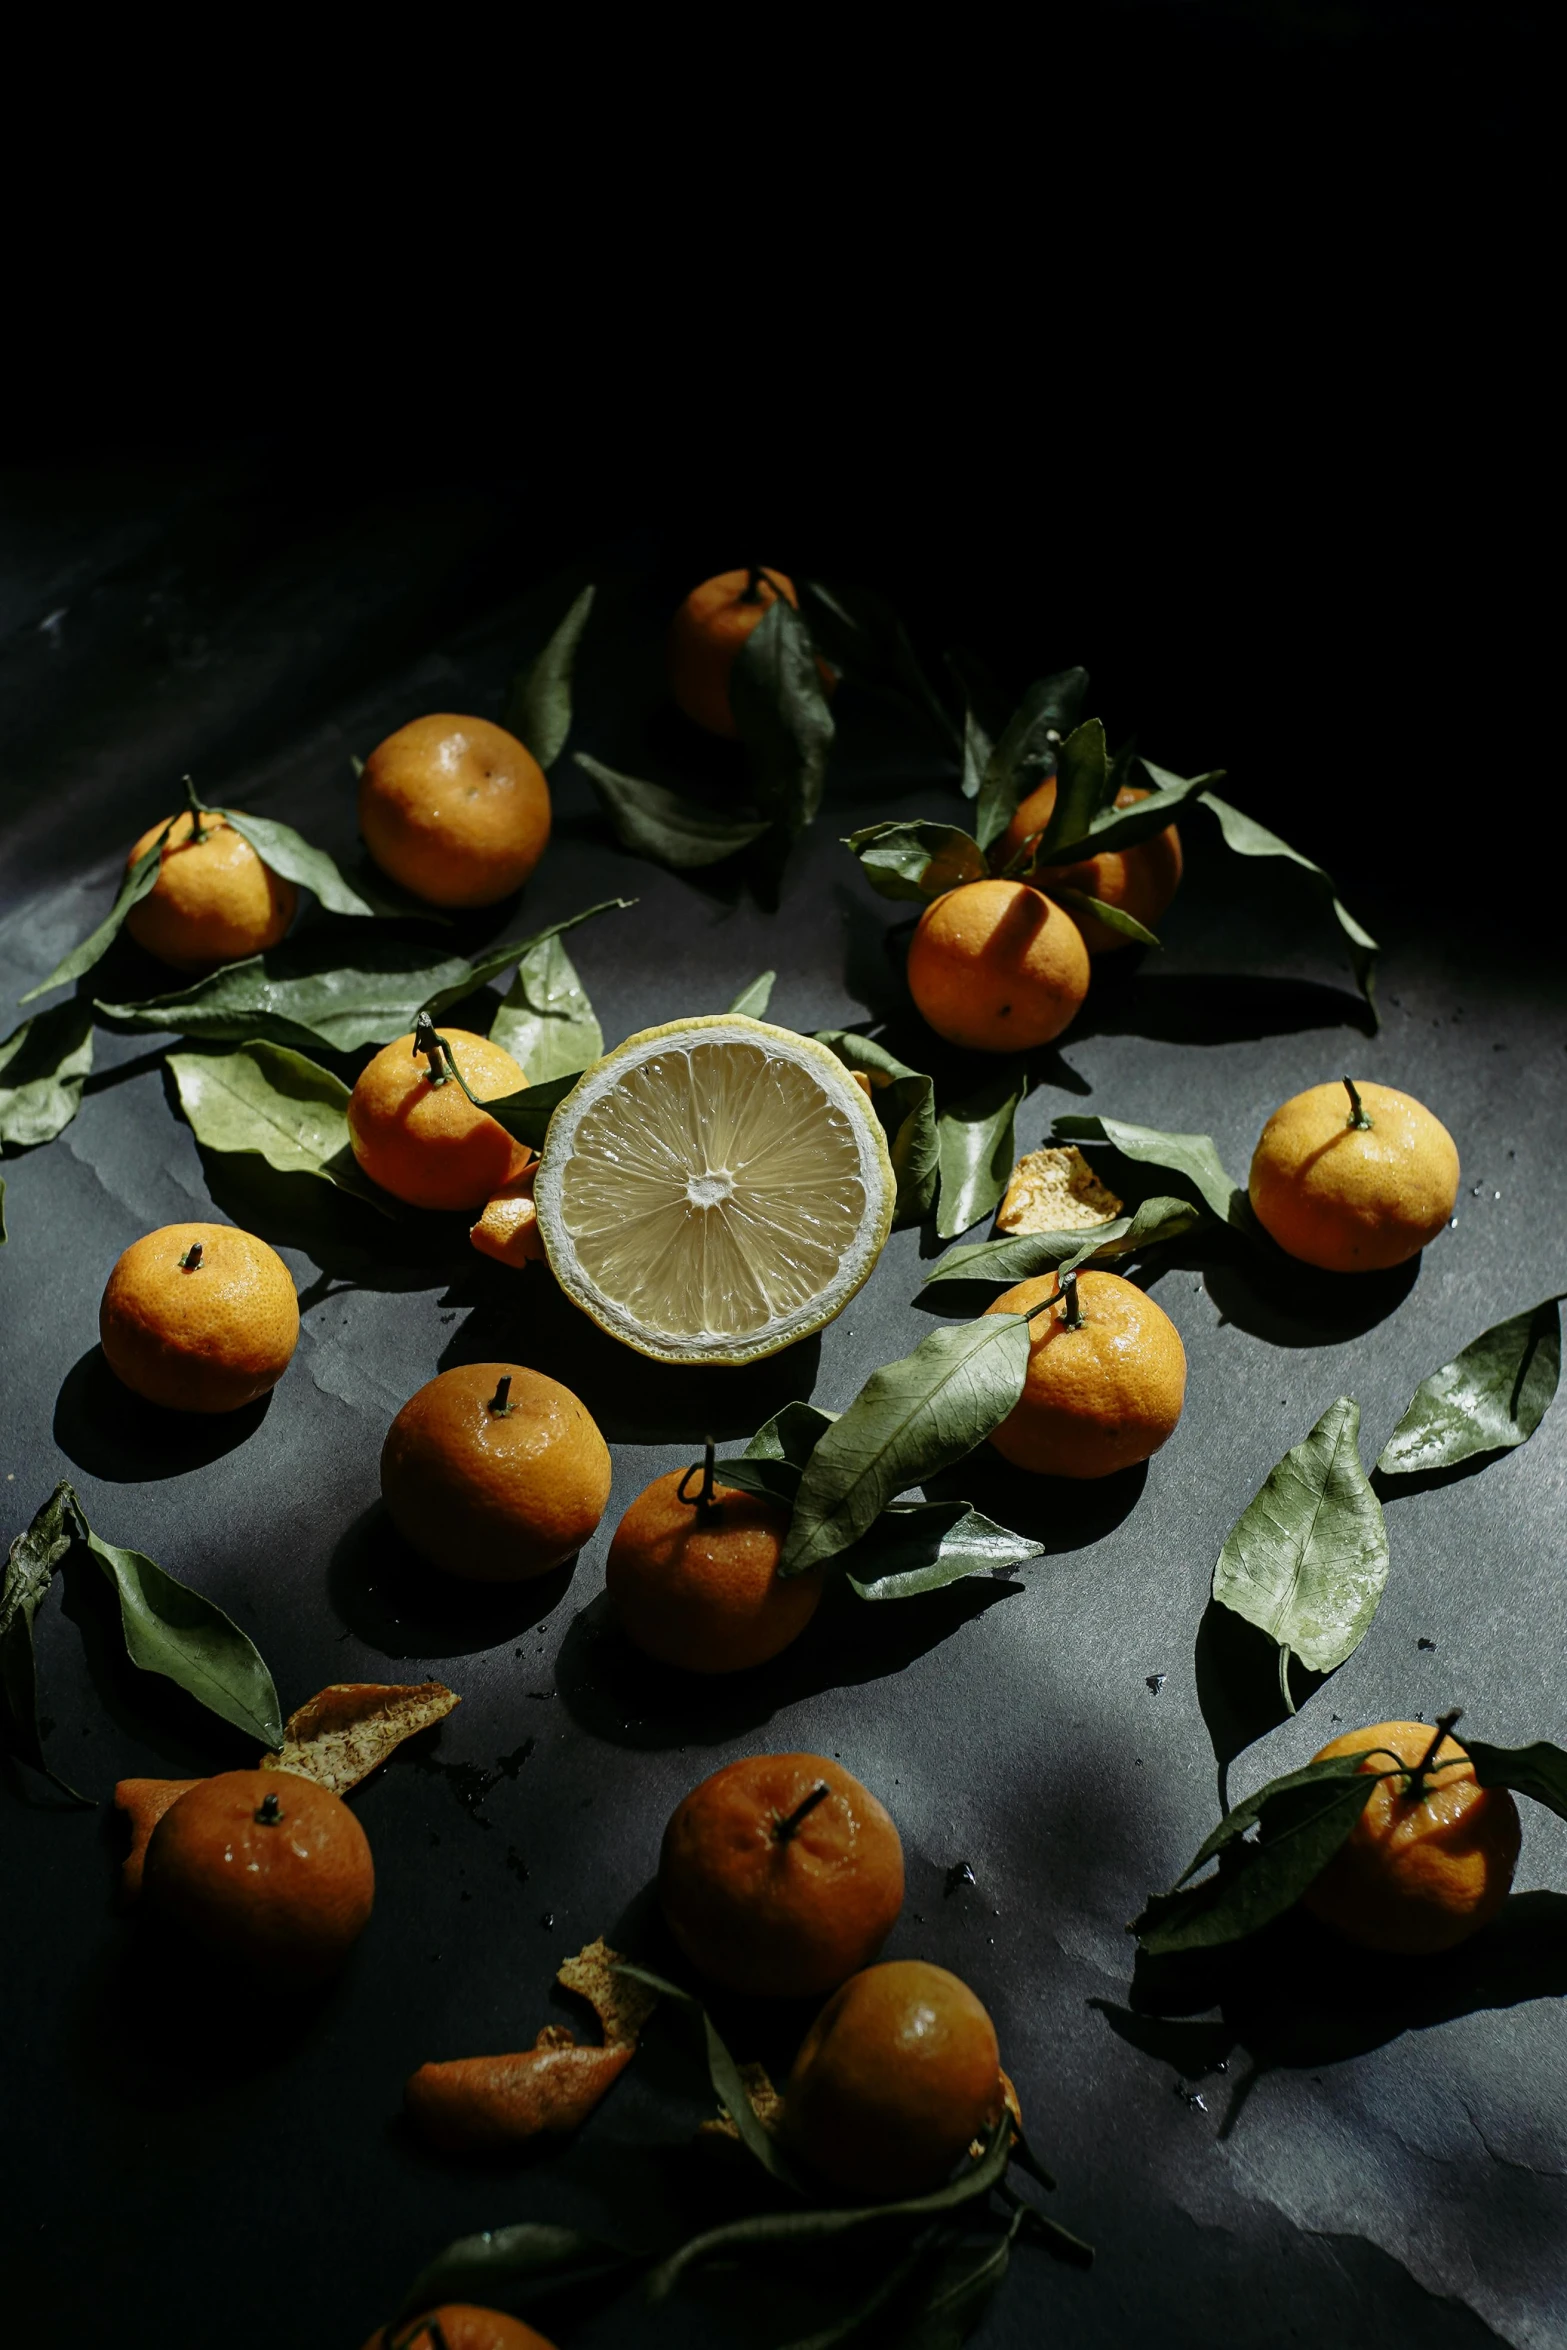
[114,1777,200,1902]
[470,1170,545,1269]
[259,1680,460,1798]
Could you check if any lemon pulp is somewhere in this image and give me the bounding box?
[533,1017,895,1364]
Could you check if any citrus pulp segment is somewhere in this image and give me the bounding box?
[533,1017,895,1365]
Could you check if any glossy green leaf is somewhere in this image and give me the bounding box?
[646,2119,1014,2303]
[0,998,94,1148]
[973,670,1089,852]
[502,583,595,768]
[843,822,986,906]
[924,1196,1202,1288]
[489,932,603,1083]
[1468,1738,1567,1821]
[616,1960,809,2191]
[20,818,174,1002]
[1130,1749,1387,1954]
[434,1061,583,1153]
[219,810,403,920]
[937,1065,1027,1239]
[800,579,957,747]
[71,1497,283,1748]
[731,594,835,838]
[727,972,776,1019]
[1030,718,1112,857]
[1212,1398,1389,1703]
[0,1484,88,1801]
[1051,1113,1250,1229]
[1377,1296,1563,1477]
[781,1316,1035,1578]
[844,1501,1043,1600]
[814,1031,939,1228]
[576,752,772,868]
[167,1043,391,1212]
[399,2223,632,2322]
[420,903,630,1022]
[1038,759,1221,866]
[1049,886,1159,948]
[1199,790,1378,1010]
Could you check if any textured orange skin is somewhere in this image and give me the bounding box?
[99,1221,299,1414]
[123,809,297,971]
[381,1362,611,1583]
[668,567,802,738]
[1302,1720,1521,1954]
[907,879,1089,1054]
[115,1777,200,1900]
[983,1270,1187,1477]
[606,1471,821,1674]
[359,2306,558,2350]
[142,1769,374,1978]
[659,1753,904,1999]
[359,714,551,907]
[348,1029,534,1212]
[405,2041,634,2154]
[1249,1081,1460,1273]
[785,1961,1003,2199]
[469,1173,546,1267]
[1004,780,1184,954]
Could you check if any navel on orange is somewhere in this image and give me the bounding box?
[99,1221,299,1413]
[359,715,550,908]
[124,807,296,971]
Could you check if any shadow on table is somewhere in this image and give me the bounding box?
[1203,1240,1421,1347]
[1092,1890,1567,2138]
[328,1501,576,1661]
[52,1346,273,1482]
[1068,965,1374,1047]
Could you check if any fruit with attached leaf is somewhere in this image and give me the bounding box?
[124,807,296,971]
[906,877,1089,1053]
[606,1442,820,1673]
[983,1268,1186,1476]
[668,567,832,738]
[1003,779,1182,953]
[348,1026,532,1212]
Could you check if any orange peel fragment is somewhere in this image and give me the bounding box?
[260,1680,460,1798]
[470,1170,545,1269]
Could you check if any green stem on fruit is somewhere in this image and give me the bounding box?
[179,1241,203,1271]
[411,1013,452,1088]
[254,1791,284,1826]
[1408,1707,1464,1801]
[181,771,212,845]
[1343,1076,1373,1130]
[1279,1645,1297,1716]
[1055,1269,1085,1330]
[676,1436,718,1513]
[489,1375,516,1417]
[773,1781,831,1842]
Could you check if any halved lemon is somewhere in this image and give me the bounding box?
[533,1016,895,1365]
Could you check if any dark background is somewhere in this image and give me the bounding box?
[3,7,1560,2348]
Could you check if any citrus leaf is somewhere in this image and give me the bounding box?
[731,595,835,838]
[68,1491,283,1748]
[420,902,630,1022]
[727,972,776,1018]
[960,702,993,801]
[167,1042,392,1211]
[937,1065,1027,1239]
[924,1196,1202,1287]
[973,671,1090,852]
[1130,1749,1387,1954]
[646,2119,1014,2303]
[219,810,407,920]
[575,752,772,869]
[781,1316,1035,1578]
[0,998,94,1148]
[1468,1739,1567,1821]
[435,1060,583,1153]
[1039,760,1221,865]
[0,1483,89,1801]
[1198,789,1378,1012]
[1211,1398,1389,1702]
[843,1501,1042,1600]
[490,931,604,1083]
[842,822,986,906]
[745,1400,838,1467]
[615,1962,809,2192]
[502,583,595,769]
[1051,1112,1250,1230]
[1030,718,1113,857]
[800,579,957,747]
[712,1455,806,1508]
[20,818,174,1002]
[814,1031,938,1229]
[399,2222,633,2322]
[1049,886,1159,948]
[895,2206,1026,2350]
[1377,1296,1564,1478]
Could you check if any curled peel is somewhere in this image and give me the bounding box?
[259,1680,460,1797]
[997,1147,1121,1236]
[470,1169,545,1269]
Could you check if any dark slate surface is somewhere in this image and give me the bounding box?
[1,468,1564,2350]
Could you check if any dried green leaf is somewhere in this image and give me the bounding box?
[1039,759,1222,866]
[731,595,835,838]
[1049,886,1159,948]
[843,1501,1042,1600]
[1130,1749,1387,1954]
[219,810,407,920]
[937,1065,1027,1240]
[1212,1398,1389,1701]
[1468,1738,1567,1821]
[398,2222,632,2323]
[502,584,596,769]
[20,819,174,1002]
[1377,1297,1563,1477]
[814,1031,939,1228]
[781,1316,1035,1578]
[576,752,772,869]
[0,1484,89,1800]
[490,932,604,1083]
[895,2207,1027,2350]
[925,1196,1201,1287]
[615,1962,808,2191]
[436,1060,583,1154]
[745,1400,838,1467]
[420,903,629,1022]
[168,1042,390,1211]
[1051,1113,1250,1230]
[1199,789,1378,1011]
[0,998,94,1149]
[727,972,776,1019]
[843,822,986,906]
